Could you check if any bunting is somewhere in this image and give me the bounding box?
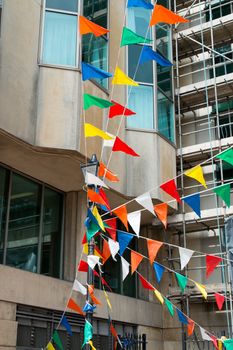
[184,165,207,188]
[112,136,140,157]
[224,339,233,349]
[175,272,188,293]
[178,247,194,270]
[112,67,139,86]
[83,93,114,110]
[195,282,207,299]
[113,205,129,230]
[177,309,188,325]
[104,290,112,310]
[87,255,100,270]
[160,179,181,203]
[213,184,231,208]
[154,289,164,304]
[99,188,111,211]
[127,211,141,236]
[147,239,163,264]
[82,62,113,81]
[47,342,55,350]
[85,172,109,189]
[105,218,117,241]
[61,316,72,336]
[79,15,109,37]
[92,206,105,232]
[139,275,155,290]
[102,239,112,264]
[108,238,120,261]
[136,192,155,215]
[131,250,143,274]
[206,255,222,278]
[121,256,130,281]
[89,341,97,350]
[127,0,154,9]
[87,189,109,208]
[216,148,233,166]
[88,285,102,305]
[67,298,84,316]
[98,163,119,183]
[109,101,136,118]
[118,231,134,255]
[121,26,152,47]
[183,193,201,217]
[200,327,212,341]
[101,277,112,291]
[165,298,174,317]
[187,319,195,337]
[82,320,93,347]
[150,4,189,26]
[154,203,168,228]
[153,262,165,283]
[53,331,64,350]
[139,46,173,66]
[84,123,114,140]
[73,279,87,295]
[215,293,225,311]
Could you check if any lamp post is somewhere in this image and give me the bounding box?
[81,154,99,349]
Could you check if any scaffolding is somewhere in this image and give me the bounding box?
[170,0,233,348]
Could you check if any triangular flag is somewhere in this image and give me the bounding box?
[139,275,155,290]
[88,285,101,305]
[108,238,120,261]
[103,134,116,149]
[183,193,201,217]
[109,100,136,118]
[110,323,118,339]
[78,260,100,276]
[101,276,112,291]
[112,67,139,86]
[73,280,87,295]
[213,184,231,208]
[136,192,155,215]
[206,255,222,278]
[67,298,84,316]
[82,320,93,347]
[89,341,97,350]
[105,218,117,241]
[210,336,219,350]
[61,315,72,336]
[104,290,112,309]
[98,163,119,183]
[178,247,194,270]
[128,0,154,9]
[92,206,105,231]
[86,221,100,242]
[165,298,174,317]
[113,205,129,230]
[160,179,181,203]
[87,189,109,208]
[118,231,134,255]
[79,15,109,37]
[187,319,195,337]
[154,203,168,228]
[47,342,55,350]
[176,309,188,325]
[83,243,102,258]
[216,148,233,166]
[84,123,114,140]
[83,94,114,110]
[147,239,163,264]
[112,136,139,157]
[85,172,109,188]
[195,282,207,299]
[82,62,112,81]
[175,272,188,293]
[184,165,207,188]
[153,262,165,283]
[82,233,87,245]
[131,250,143,274]
[121,256,130,281]
[150,4,189,26]
[98,188,111,210]
[121,26,152,47]
[215,293,225,311]
[200,327,212,341]
[140,46,172,66]
[87,255,100,270]
[102,239,112,264]
[127,211,141,236]
[53,331,64,350]
[154,289,164,304]
[224,339,233,349]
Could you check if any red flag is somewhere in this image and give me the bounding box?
[82,233,87,245]
[109,100,136,118]
[99,188,111,211]
[160,179,181,203]
[105,218,117,241]
[98,163,119,183]
[78,260,99,276]
[147,239,163,264]
[87,189,109,207]
[139,275,155,290]
[113,206,129,231]
[102,238,112,264]
[154,203,168,228]
[215,293,225,310]
[67,298,84,316]
[187,319,195,336]
[112,137,139,157]
[211,336,219,350]
[131,250,143,274]
[101,277,112,291]
[206,255,222,278]
[110,323,118,339]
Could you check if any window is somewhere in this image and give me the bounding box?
[0,166,64,278]
[82,0,108,89]
[209,45,233,79]
[0,0,2,36]
[42,0,79,66]
[212,100,233,139]
[206,0,232,22]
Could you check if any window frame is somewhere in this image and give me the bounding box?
[0,163,65,279]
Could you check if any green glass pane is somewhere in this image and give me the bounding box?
[0,167,8,264]
[41,187,63,278]
[128,45,153,84]
[128,7,152,39]
[158,90,175,143]
[6,174,41,272]
[46,0,78,12]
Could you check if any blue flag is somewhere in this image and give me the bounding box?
[176,309,188,325]
[153,262,165,283]
[82,62,113,81]
[61,315,72,336]
[139,46,173,66]
[83,302,96,313]
[183,193,201,217]
[128,0,154,9]
[117,231,134,255]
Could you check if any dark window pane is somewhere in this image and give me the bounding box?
[157,66,172,98]
[41,188,63,278]
[46,0,78,12]
[128,45,153,84]
[158,90,175,143]
[83,0,108,28]
[0,167,8,264]
[6,174,41,272]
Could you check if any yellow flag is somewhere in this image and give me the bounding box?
[218,340,223,350]
[93,206,105,232]
[154,289,164,304]
[104,290,112,310]
[89,341,97,350]
[195,282,207,299]
[84,123,114,140]
[83,243,103,258]
[112,67,139,86]
[184,165,207,188]
[47,342,55,350]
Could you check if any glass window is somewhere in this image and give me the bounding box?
[46,0,78,12]
[128,86,154,129]
[158,90,174,143]
[0,167,8,264]
[128,7,152,39]
[128,45,153,84]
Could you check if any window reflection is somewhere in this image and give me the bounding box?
[0,167,8,263]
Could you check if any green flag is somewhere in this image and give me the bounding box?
[224,339,233,349]
[175,272,188,293]
[165,298,174,317]
[84,94,114,111]
[216,148,233,166]
[87,221,100,241]
[53,331,64,350]
[82,320,93,347]
[121,27,152,47]
[213,183,231,208]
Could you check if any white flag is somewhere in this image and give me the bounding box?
[73,280,87,295]
[87,255,100,270]
[121,256,130,281]
[127,211,141,237]
[85,172,109,188]
[108,238,119,261]
[200,327,212,341]
[179,247,194,270]
[103,133,116,148]
[136,192,155,215]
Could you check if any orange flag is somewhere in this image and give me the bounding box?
[79,15,109,37]
[131,250,143,274]
[110,323,118,339]
[88,285,101,305]
[113,205,128,231]
[67,298,84,316]
[150,4,189,27]
[98,162,120,182]
[147,239,163,264]
[102,239,111,264]
[187,319,195,337]
[154,203,168,228]
[87,189,108,207]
